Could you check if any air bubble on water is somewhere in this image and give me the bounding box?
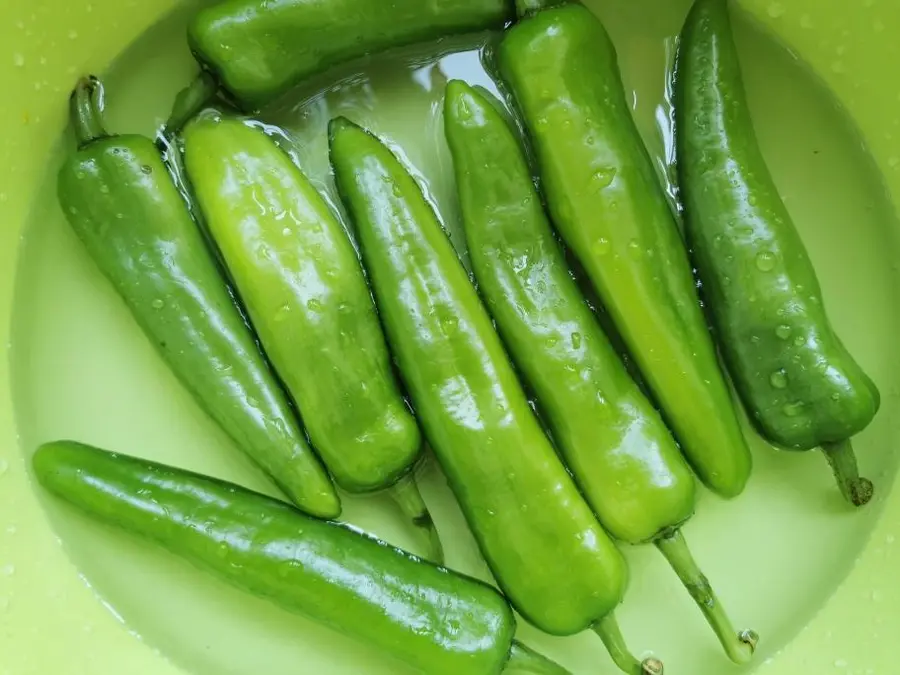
[12,54,24,68]
[775,324,792,340]
[151,299,165,310]
[769,370,788,389]
[756,251,776,271]
[767,2,785,18]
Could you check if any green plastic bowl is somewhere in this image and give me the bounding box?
[2,0,899,673]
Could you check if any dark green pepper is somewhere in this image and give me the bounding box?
[675,0,878,506]
[188,0,514,109]
[57,77,339,519]
[181,113,441,561]
[445,79,757,664]
[330,117,660,675]
[497,1,753,499]
[33,440,571,675]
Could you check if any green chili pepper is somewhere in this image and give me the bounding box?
[330,117,661,675]
[57,77,339,519]
[496,0,753,499]
[180,113,442,562]
[188,0,514,109]
[674,0,878,506]
[444,79,758,664]
[33,440,571,675]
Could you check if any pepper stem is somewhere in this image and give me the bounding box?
[822,439,874,507]
[503,640,572,675]
[387,473,444,564]
[514,0,560,19]
[163,72,219,139]
[655,529,756,664]
[593,614,663,675]
[70,76,108,148]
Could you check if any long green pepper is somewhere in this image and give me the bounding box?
[497,0,753,499]
[181,113,442,562]
[675,0,878,506]
[57,77,339,519]
[33,441,570,675]
[445,79,757,664]
[329,117,660,675]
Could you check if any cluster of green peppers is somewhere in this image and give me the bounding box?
[44,0,880,673]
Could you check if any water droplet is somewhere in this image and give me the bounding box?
[831,392,841,401]
[545,336,559,348]
[834,659,847,669]
[889,157,900,169]
[0,459,7,476]
[793,335,806,347]
[770,370,788,389]
[800,13,813,28]
[593,237,611,256]
[590,167,617,190]
[1,565,14,577]
[115,213,124,220]
[216,544,228,558]
[307,299,323,312]
[68,29,79,40]
[274,305,291,322]
[767,2,785,18]
[886,534,895,545]
[99,185,110,194]
[571,332,582,349]
[151,299,165,310]
[5,526,16,535]
[12,54,25,68]
[282,227,291,236]
[627,240,641,258]
[775,325,792,340]
[755,251,776,271]
[140,165,152,175]
[511,254,528,272]
[750,335,761,344]
[783,401,804,417]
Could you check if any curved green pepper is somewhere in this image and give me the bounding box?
[675,0,878,506]
[57,77,339,519]
[33,441,571,675]
[188,0,514,109]
[330,117,660,675]
[181,114,441,561]
[445,79,757,664]
[497,1,753,499]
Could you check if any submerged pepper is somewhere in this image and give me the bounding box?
[497,0,753,499]
[57,77,339,518]
[445,79,757,664]
[675,0,878,506]
[330,117,661,675]
[181,113,442,561]
[33,440,571,675]
[188,0,514,109]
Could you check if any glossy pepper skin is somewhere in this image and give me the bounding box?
[675,0,878,506]
[330,118,659,675]
[188,0,514,109]
[33,441,572,675]
[445,80,756,665]
[497,2,752,499]
[56,78,339,519]
[181,115,442,561]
